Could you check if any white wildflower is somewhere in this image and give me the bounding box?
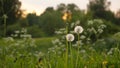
[14,34,18,37]
[87,38,91,41]
[75,20,80,25]
[94,19,103,24]
[80,35,86,39]
[15,30,20,34]
[52,39,60,44]
[80,49,86,53]
[76,40,84,45]
[98,29,103,33]
[55,31,63,34]
[107,51,112,55]
[59,28,65,31]
[66,34,74,42]
[71,23,75,28]
[3,14,8,18]
[74,26,83,34]
[70,31,74,33]
[99,24,107,29]
[3,37,14,42]
[20,34,31,38]
[88,20,93,25]
[21,28,27,33]
[91,27,97,34]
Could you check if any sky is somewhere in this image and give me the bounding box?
[19,0,120,15]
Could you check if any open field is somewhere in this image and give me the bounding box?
[0,37,56,52]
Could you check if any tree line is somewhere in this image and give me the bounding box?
[0,0,120,37]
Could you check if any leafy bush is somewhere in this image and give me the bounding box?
[27,25,47,37]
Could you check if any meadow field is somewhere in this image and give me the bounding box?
[0,19,120,68]
[0,0,120,68]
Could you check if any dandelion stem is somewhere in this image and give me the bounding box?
[65,23,68,68]
[70,41,73,68]
[76,34,80,68]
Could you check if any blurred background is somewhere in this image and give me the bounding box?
[0,0,120,38]
[1,1,120,67]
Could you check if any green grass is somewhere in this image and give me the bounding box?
[0,36,120,68]
[0,37,56,52]
[0,39,5,45]
[0,37,120,68]
[34,37,56,52]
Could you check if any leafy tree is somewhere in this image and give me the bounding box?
[0,0,22,36]
[56,3,66,12]
[0,0,22,25]
[26,13,39,26]
[115,9,120,25]
[86,0,120,37]
[19,18,28,27]
[57,3,86,24]
[116,9,120,18]
[87,0,115,22]
[39,7,64,36]
[38,4,86,36]
[86,0,120,27]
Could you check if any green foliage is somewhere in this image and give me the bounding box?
[88,0,108,18]
[26,13,39,26]
[35,37,55,52]
[39,7,65,36]
[103,20,120,35]
[0,19,120,67]
[40,19,120,68]
[112,32,120,42]
[0,0,22,25]
[87,0,117,24]
[0,25,4,37]
[27,25,46,37]
[0,36,56,67]
[0,0,22,37]
[19,18,28,27]
[7,23,21,35]
[1,2,119,37]
[0,37,40,68]
[0,36,119,68]
[0,1,120,67]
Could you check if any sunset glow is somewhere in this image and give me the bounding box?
[20,0,120,15]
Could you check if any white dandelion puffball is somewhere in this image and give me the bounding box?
[74,26,83,34]
[66,34,74,42]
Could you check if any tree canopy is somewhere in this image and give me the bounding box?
[0,0,22,36]
[0,0,22,25]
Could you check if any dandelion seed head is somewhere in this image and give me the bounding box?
[74,26,83,34]
[66,34,74,42]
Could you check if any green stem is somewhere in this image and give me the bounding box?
[70,41,73,68]
[65,23,68,68]
[3,47,6,68]
[76,34,80,68]
[66,23,68,34]
[4,17,6,37]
